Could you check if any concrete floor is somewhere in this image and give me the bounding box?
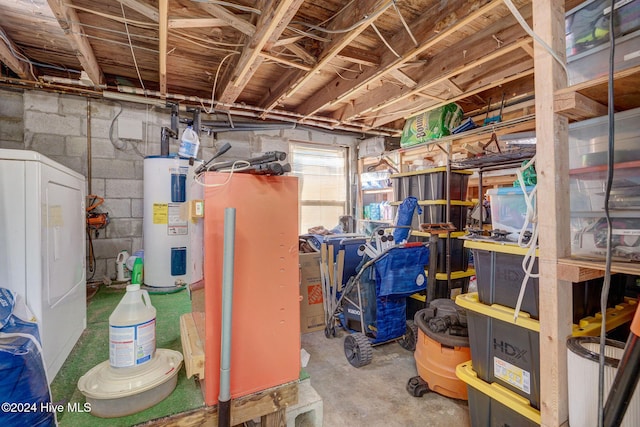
[301,329,471,427]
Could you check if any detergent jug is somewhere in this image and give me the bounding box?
[115,250,129,281]
[109,284,156,368]
[178,125,200,159]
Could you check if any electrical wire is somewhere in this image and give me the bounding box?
[62,2,157,29]
[120,2,146,93]
[597,0,616,425]
[193,160,251,187]
[392,0,418,47]
[0,28,37,80]
[190,0,262,15]
[371,23,401,58]
[200,51,240,114]
[289,1,392,34]
[503,0,568,76]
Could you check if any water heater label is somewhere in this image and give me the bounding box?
[167,203,187,235]
[494,356,531,394]
[153,203,168,224]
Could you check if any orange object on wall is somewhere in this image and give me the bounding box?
[202,172,300,405]
[414,327,471,400]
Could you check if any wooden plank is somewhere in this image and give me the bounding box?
[0,25,32,79]
[388,69,417,88]
[336,47,380,67]
[532,1,571,426]
[116,0,159,22]
[554,91,608,120]
[158,0,168,95]
[46,0,105,86]
[558,258,640,279]
[168,18,227,29]
[180,313,205,379]
[283,42,316,65]
[261,407,287,427]
[260,0,393,112]
[260,52,311,71]
[143,381,298,426]
[194,2,256,36]
[218,0,303,104]
[296,0,512,118]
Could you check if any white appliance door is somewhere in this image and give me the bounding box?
[39,162,87,381]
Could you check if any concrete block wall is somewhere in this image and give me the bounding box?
[0,87,358,283]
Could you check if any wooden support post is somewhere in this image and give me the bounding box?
[533,1,571,426]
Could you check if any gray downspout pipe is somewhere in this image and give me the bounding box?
[218,207,235,427]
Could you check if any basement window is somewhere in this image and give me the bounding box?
[289,142,348,234]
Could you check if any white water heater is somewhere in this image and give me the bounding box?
[143,155,203,287]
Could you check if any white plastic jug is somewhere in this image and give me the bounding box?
[115,250,129,281]
[178,126,200,159]
[109,284,156,368]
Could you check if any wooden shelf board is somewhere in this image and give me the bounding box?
[557,257,640,282]
[362,188,393,194]
[555,65,640,120]
[569,160,640,177]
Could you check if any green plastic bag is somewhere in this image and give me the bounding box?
[400,103,463,148]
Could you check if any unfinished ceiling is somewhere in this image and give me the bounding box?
[0,0,576,135]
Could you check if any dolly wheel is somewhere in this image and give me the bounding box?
[406,376,430,397]
[344,333,373,368]
[398,320,418,351]
[324,325,337,339]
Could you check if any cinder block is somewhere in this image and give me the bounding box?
[306,129,333,144]
[65,136,88,157]
[49,155,86,176]
[285,380,323,427]
[60,94,87,117]
[334,134,358,147]
[27,134,65,156]
[0,89,24,117]
[90,179,105,197]
[131,198,144,218]
[106,179,143,198]
[90,117,118,140]
[0,140,25,150]
[258,136,289,154]
[24,90,59,113]
[102,198,131,218]
[283,128,311,142]
[90,100,119,120]
[91,158,136,179]
[106,218,141,238]
[0,119,24,143]
[24,111,82,136]
[91,237,133,260]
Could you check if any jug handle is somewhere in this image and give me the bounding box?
[141,290,152,307]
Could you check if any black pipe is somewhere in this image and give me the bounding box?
[218,399,231,427]
[170,103,179,135]
[603,333,640,426]
[209,151,287,171]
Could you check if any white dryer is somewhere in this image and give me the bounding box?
[0,149,86,383]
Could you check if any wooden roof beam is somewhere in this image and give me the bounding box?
[159,0,168,95]
[336,47,380,67]
[194,2,256,36]
[46,0,105,86]
[331,8,534,122]
[0,25,32,80]
[296,0,517,118]
[116,0,159,22]
[168,18,227,29]
[217,0,304,104]
[260,0,393,112]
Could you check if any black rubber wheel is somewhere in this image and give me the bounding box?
[344,332,373,367]
[406,375,430,397]
[324,324,337,338]
[398,320,418,351]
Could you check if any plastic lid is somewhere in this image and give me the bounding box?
[487,186,535,195]
[77,348,183,399]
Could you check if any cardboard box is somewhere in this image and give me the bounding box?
[299,252,325,333]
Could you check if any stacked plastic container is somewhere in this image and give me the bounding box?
[390,167,474,317]
[456,239,637,426]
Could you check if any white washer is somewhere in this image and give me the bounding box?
[0,149,86,383]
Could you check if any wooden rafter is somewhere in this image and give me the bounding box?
[168,18,226,29]
[260,52,311,71]
[387,69,417,87]
[296,0,511,118]
[194,2,256,36]
[259,0,393,112]
[217,0,304,104]
[283,43,316,65]
[336,47,380,67]
[159,0,168,95]
[0,25,32,80]
[116,0,159,22]
[331,8,534,123]
[46,0,105,86]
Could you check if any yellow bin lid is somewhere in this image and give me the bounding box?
[463,239,539,257]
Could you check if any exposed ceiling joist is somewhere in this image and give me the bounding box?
[336,47,380,67]
[388,69,417,88]
[260,52,311,71]
[0,25,32,80]
[46,0,105,86]
[217,0,304,104]
[116,0,159,22]
[260,0,393,112]
[168,18,227,29]
[283,42,316,64]
[195,2,256,36]
[159,0,168,94]
[296,0,506,118]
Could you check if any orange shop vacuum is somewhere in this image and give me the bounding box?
[407,299,470,400]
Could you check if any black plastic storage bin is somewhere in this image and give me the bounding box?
[465,239,627,321]
[456,362,540,427]
[410,231,470,272]
[391,167,472,201]
[456,293,541,410]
